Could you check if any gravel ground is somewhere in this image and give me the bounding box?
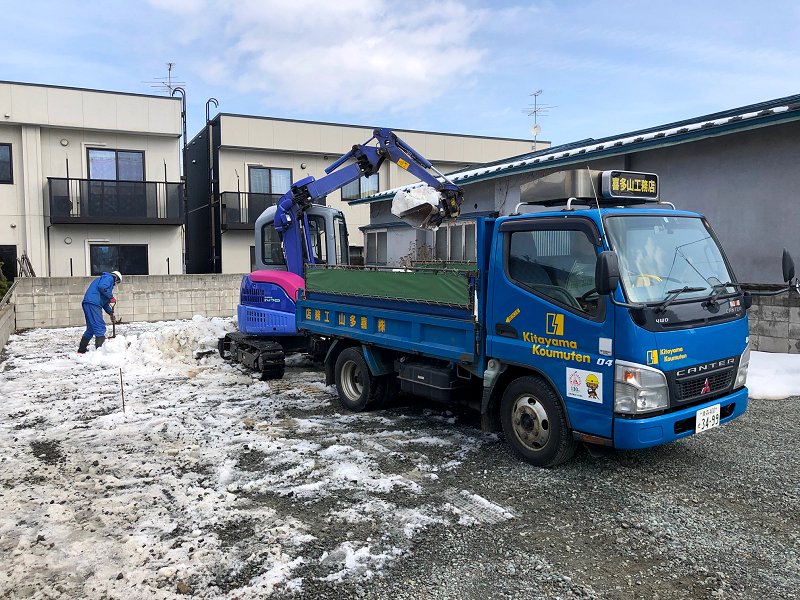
[304,395,800,600]
[0,321,798,599]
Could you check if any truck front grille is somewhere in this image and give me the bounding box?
[676,370,733,400]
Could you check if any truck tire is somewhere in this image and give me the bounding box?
[334,347,385,412]
[500,376,576,467]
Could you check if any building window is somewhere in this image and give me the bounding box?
[365,230,387,265]
[342,174,379,201]
[90,244,149,276]
[0,144,11,184]
[88,149,145,181]
[250,167,292,195]
[433,221,476,262]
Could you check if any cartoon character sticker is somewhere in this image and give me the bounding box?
[566,368,603,404]
[585,374,599,400]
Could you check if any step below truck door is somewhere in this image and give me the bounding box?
[487,217,615,438]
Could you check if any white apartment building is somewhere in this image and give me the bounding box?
[185,114,543,273]
[0,81,184,280]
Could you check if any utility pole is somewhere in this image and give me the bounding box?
[522,90,556,150]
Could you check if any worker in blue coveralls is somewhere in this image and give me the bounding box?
[77,270,122,353]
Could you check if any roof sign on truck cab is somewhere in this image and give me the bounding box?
[600,171,658,200]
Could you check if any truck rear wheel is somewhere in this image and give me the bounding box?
[500,376,576,467]
[334,347,385,412]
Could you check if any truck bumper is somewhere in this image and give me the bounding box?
[613,387,748,450]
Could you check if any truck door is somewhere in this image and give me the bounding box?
[487,217,615,438]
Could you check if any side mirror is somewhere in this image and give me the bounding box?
[743,291,753,310]
[782,249,795,283]
[595,251,620,296]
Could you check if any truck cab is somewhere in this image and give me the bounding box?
[485,206,749,459]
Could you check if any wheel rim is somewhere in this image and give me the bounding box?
[340,360,363,402]
[511,395,550,451]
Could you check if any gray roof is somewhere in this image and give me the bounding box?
[350,93,800,205]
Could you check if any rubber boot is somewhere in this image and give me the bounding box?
[78,336,90,354]
[95,336,105,349]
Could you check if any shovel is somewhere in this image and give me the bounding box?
[109,299,120,339]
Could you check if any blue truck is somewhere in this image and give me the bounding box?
[296,169,797,466]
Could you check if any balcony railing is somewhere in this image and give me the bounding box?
[48,178,184,225]
[221,192,281,229]
[221,191,328,229]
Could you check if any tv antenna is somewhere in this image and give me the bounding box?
[523,90,556,150]
[143,62,186,95]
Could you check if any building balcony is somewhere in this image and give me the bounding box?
[48,178,185,225]
[221,192,281,229]
[220,191,328,229]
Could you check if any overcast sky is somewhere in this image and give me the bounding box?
[2,0,799,146]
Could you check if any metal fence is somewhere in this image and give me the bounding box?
[221,192,281,227]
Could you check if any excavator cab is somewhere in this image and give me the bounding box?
[254,205,350,270]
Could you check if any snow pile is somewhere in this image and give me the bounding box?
[75,315,236,376]
[747,350,800,399]
[391,185,441,229]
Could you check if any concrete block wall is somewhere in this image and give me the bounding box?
[5,275,800,356]
[12,274,245,330]
[746,288,800,353]
[0,303,15,349]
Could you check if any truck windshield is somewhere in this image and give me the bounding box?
[604,215,736,304]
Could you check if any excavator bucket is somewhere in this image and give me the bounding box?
[391,187,444,230]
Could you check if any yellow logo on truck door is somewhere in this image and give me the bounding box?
[546,313,564,336]
[647,350,658,365]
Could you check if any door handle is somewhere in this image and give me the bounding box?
[495,323,518,339]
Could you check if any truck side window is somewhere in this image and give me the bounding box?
[508,229,599,316]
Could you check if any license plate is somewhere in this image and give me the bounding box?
[695,404,720,433]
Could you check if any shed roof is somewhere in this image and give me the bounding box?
[350,93,800,205]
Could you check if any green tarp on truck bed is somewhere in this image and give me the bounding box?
[305,267,473,307]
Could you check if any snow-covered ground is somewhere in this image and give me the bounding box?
[0,318,796,599]
[0,317,508,599]
[746,350,800,399]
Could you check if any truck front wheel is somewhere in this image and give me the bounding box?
[334,347,385,412]
[500,376,576,467]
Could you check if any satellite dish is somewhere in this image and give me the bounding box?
[530,123,542,136]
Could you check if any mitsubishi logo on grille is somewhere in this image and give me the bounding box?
[701,379,711,394]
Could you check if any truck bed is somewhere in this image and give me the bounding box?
[297,264,481,364]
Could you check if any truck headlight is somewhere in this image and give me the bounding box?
[734,343,750,390]
[614,360,669,415]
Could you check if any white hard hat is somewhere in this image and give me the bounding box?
[111,270,123,283]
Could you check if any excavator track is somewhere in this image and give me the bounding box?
[218,332,285,380]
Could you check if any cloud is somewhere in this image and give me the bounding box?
[149,0,487,114]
